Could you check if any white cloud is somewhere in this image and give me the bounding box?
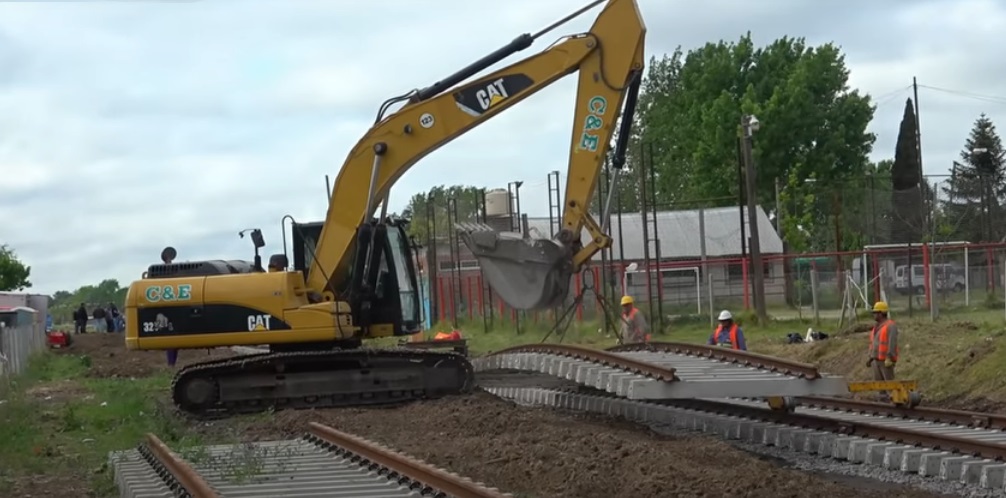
[0,0,1004,294]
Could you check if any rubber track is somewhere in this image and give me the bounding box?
[170,348,476,419]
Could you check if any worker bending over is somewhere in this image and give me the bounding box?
[709,310,747,350]
[619,295,649,343]
[867,301,898,380]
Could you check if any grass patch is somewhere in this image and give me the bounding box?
[0,352,210,497]
[758,309,1006,405]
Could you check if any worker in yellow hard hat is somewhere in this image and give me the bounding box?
[867,301,899,399]
[619,295,649,344]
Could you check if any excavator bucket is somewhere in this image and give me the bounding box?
[456,222,573,310]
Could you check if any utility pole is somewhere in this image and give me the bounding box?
[741,114,767,325]
[736,137,747,260]
[774,177,783,235]
[912,77,924,179]
[913,77,926,224]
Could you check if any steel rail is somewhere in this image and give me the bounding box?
[607,341,821,379]
[668,398,1006,460]
[797,395,1006,430]
[490,343,679,381]
[140,433,220,498]
[308,422,510,498]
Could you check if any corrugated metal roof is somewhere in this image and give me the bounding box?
[446,205,782,261]
[608,205,783,259]
[520,205,782,260]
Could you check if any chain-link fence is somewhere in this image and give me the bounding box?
[428,241,1006,332]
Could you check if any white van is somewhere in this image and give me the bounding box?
[894,264,965,295]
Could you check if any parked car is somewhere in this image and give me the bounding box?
[894,263,965,295]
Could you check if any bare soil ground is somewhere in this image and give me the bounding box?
[54,332,235,377]
[190,392,942,498]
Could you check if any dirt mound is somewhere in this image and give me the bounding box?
[196,392,938,498]
[55,333,235,378]
[758,318,1006,408]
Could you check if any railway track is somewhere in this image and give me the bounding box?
[110,422,511,498]
[478,344,1006,492]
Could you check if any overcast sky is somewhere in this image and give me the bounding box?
[2,0,1004,294]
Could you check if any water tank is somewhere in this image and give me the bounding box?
[485,188,510,217]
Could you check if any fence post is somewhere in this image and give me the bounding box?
[964,246,970,307]
[810,266,820,325]
[699,208,713,326]
[929,242,939,322]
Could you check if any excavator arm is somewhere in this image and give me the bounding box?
[306,0,646,311]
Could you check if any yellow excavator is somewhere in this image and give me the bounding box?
[124,0,646,417]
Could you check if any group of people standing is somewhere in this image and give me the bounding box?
[618,294,748,351]
[618,295,899,382]
[72,303,124,334]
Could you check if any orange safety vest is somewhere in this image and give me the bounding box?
[713,323,740,349]
[622,308,639,331]
[870,320,899,361]
[622,308,649,340]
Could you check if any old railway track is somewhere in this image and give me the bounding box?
[111,422,511,498]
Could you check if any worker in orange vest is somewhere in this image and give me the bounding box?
[619,295,649,343]
[866,301,899,381]
[709,310,747,350]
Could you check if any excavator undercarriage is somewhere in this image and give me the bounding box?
[172,347,475,418]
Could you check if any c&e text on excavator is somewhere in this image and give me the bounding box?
[123,0,647,418]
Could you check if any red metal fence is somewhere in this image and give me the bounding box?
[429,242,1006,331]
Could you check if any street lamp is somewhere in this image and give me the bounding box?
[741,114,767,325]
[968,147,992,243]
[622,262,638,296]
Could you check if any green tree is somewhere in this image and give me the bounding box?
[401,185,485,242]
[49,279,128,324]
[941,114,1006,242]
[0,244,31,291]
[633,33,876,250]
[780,160,895,252]
[588,162,642,218]
[890,98,924,243]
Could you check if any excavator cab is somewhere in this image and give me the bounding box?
[289,220,421,336]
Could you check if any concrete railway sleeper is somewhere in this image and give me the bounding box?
[110,424,511,498]
[607,341,823,379]
[476,344,851,399]
[796,396,1006,430]
[485,386,1006,492]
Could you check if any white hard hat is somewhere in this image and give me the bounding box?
[718,310,732,321]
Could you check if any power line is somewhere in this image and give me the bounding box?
[916,84,1006,105]
[872,85,912,108]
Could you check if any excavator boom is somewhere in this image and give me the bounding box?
[307,0,645,310]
